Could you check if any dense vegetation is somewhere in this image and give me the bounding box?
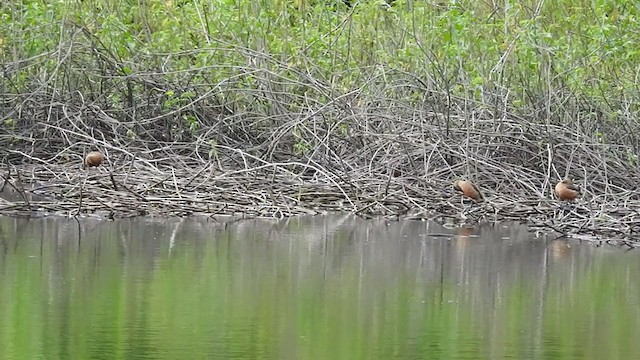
[1,1,640,237]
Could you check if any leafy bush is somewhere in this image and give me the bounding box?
[1,0,639,156]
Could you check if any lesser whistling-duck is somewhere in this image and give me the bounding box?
[453,180,483,202]
[554,179,580,201]
[84,151,104,169]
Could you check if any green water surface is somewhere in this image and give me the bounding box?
[0,216,638,360]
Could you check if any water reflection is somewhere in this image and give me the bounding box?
[0,215,638,360]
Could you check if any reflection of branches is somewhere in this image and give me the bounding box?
[168,217,185,255]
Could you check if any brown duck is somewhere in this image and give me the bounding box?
[84,151,104,168]
[554,179,580,201]
[453,180,483,202]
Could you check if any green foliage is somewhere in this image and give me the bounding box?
[162,90,195,111]
[3,118,15,131]
[2,0,640,139]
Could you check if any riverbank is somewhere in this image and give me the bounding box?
[2,149,639,248]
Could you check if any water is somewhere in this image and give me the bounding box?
[0,215,639,360]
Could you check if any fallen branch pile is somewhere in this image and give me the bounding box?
[1,109,640,248]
